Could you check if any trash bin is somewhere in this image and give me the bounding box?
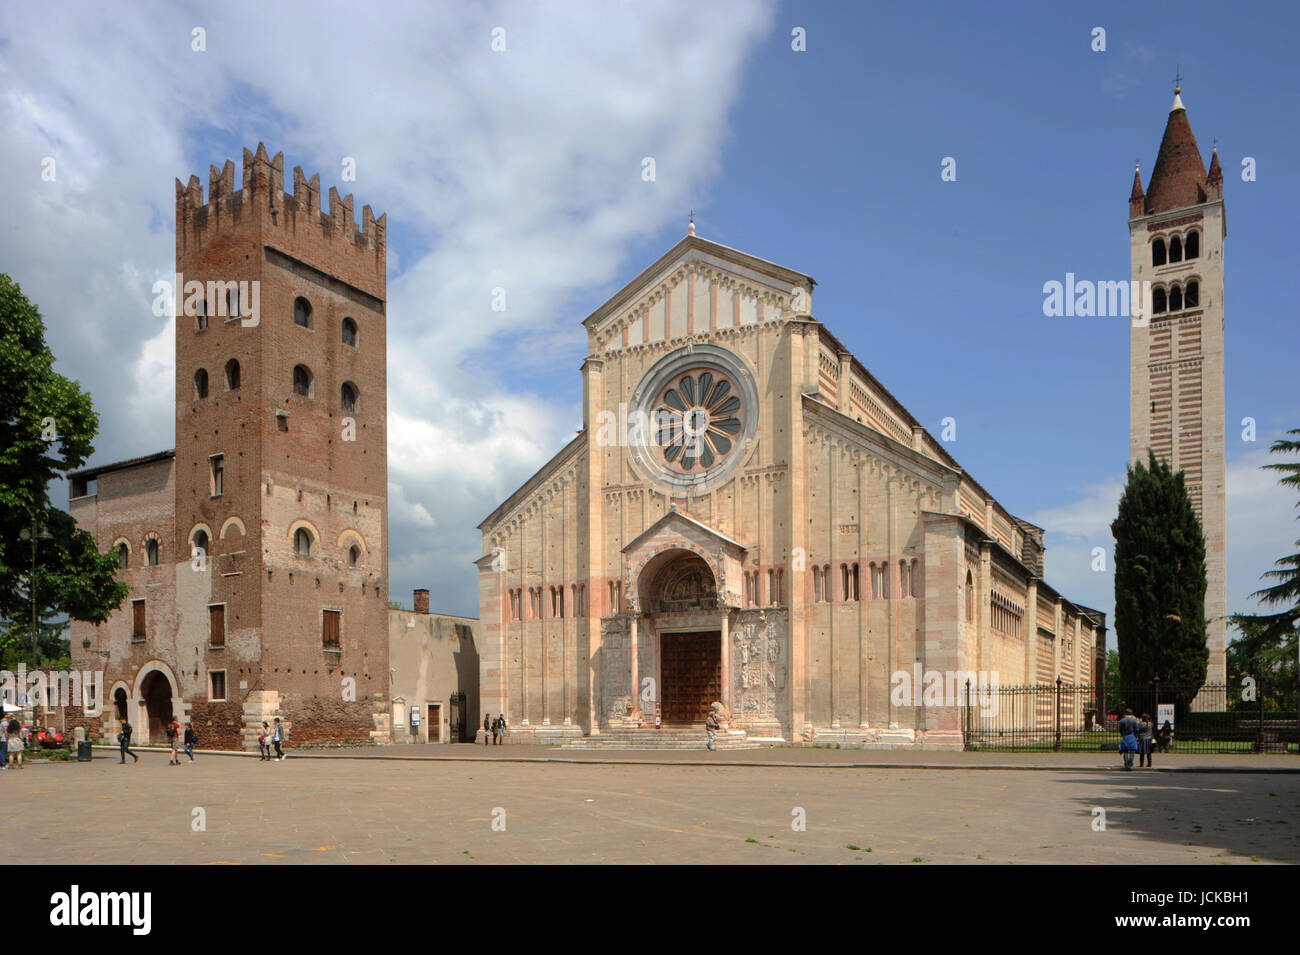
[76,740,93,762]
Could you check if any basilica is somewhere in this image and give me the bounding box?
[477,222,1106,747]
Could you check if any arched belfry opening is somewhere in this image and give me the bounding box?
[638,550,723,725]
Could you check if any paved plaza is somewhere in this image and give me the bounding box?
[4,748,1297,865]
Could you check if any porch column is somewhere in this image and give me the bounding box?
[629,615,639,712]
[720,610,731,712]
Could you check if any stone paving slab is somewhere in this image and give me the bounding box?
[4,750,1297,865]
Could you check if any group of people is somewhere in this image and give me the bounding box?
[482,713,508,744]
[3,718,23,769]
[1118,708,1174,769]
[257,718,287,761]
[112,717,285,762]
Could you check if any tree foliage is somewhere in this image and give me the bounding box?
[1111,450,1209,701]
[0,274,127,658]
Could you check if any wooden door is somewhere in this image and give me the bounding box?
[660,631,721,723]
[427,703,441,743]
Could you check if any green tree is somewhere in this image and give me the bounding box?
[0,274,127,662]
[1228,429,1300,705]
[1104,649,1123,715]
[1110,451,1209,705]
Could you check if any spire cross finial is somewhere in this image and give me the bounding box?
[1174,64,1183,91]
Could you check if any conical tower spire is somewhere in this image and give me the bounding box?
[1142,85,1209,214]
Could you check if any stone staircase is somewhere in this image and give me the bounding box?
[560,725,761,751]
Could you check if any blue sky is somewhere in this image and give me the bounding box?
[3,0,1297,628]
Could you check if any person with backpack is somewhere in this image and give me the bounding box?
[258,721,272,761]
[183,723,197,761]
[167,717,182,765]
[1118,708,1139,771]
[705,706,720,751]
[6,719,23,769]
[1137,713,1154,768]
[118,719,139,764]
[271,717,286,761]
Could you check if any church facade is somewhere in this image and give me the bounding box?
[478,227,1106,747]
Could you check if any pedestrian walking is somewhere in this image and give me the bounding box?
[167,717,182,765]
[497,714,507,745]
[118,719,139,764]
[271,717,286,761]
[1,718,7,770]
[258,721,272,761]
[483,712,491,745]
[490,715,500,745]
[1118,708,1139,771]
[705,706,720,751]
[184,723,197,761]
[6,718,23,769]
[1137,713,1154,768]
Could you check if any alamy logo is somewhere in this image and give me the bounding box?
[0,666,103,716]
[1042,274,1152,325]
[152,272,261,326]
[890,665,1000,717]
[49,885,151,935]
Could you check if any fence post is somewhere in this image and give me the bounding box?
[964,678,971,748]
[1054,677,1062,752]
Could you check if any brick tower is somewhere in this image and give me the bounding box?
[173,143,389,743]
[1127,88,1227,687]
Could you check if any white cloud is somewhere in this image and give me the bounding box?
[0,0,776,616]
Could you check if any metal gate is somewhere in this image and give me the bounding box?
[449,691,467,742]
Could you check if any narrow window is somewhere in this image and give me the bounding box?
[812,566,822,603]
[1151,238,1166,267]
[1168,235,1182,263]
[209,670,227,701]
[966,571,974,619]
[342,317,358,346]
[294,297,312,328]
[228,288,240,320]
[1153,287,1167,314]
[341,382,359,413]
[209,604,226,648]
[196,297,208,331]
[910,559,919,598]
[294,527,312,557]
[132,599,146,640]
[851,563,860,601]
[225,358,240,390]
[348,544,360,566]
[145,539,159,566]
[322,609,341,650]
[1184,280,1198,308]
[1169,285,1183,311]
[194,368,208,399]
[1184,231,1199,259]
[192,529,209,558]
[116,543,129,570]
[881,561,889,599]
[293,364,312,397]
[210,454,224,497]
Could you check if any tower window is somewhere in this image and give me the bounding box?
[342,317,358,347]
[341,382,359,413]
[1184,231,1199,259]
[192,529,209,557]
[225,358,240,391]
[1168,235,1182,263]
[196,297,208,331]
[194,368,208,399]
[227,288,240,320]
[322,610,341,650]
[145,539,160,566]
[116,543,129,570]
[1151,238,1166,267]
[132,599,146,640]
[1184,281,1198,308]
[209,454,224,496]
[294,297,312,328]
[348,544,360,566]
[1169,285,1183,311]
[294,527,312,557]
[1152,287,1167,314]
[293,364,313,397]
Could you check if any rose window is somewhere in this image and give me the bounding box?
[651,370,743,473]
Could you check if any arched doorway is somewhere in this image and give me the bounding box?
[140,671,174,742]
[647,552,721,724]
[113,687,128,721]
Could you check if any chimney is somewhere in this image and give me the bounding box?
[413,589,430,614]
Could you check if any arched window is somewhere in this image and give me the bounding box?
[341,382,359,413]
[1169,284,1183,311]
[227,288,240,320]
[225,358,240,391]
[1168,235,1182,263]
[194,368,208,399]
[841,563,850,602]
[1151,238,1166,267]
[192,530,209,557]
[294,297,312,328]
[145,539,160,566]
[342,317,358,347]
[1153,287,1167,314]
[966,570,974,619]
[196,297,208,331]
[114,687,128,721]
[1184,280,1198,308]
[293,364,312,397]
[1184,231,1199,259]
[812,566,822,603]
[294,527,312,557]
[116,543,129,570]
[348,544,360,567]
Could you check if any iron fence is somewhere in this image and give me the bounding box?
[961,679,1300,754]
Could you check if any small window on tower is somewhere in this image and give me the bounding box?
[293,364,313,397]
[295,527,312,557]
[1184,281,1198,308]
[1169,285,1183,311]
[145,539,160,566]
[194,368,208,400]
[348,544,360,566]
[341,382,359,413]
[342,317,358,347]
[116,543,129,570]
[1168,235,1182,263]
[209,454,224,497]
[294,297,312,328]
[1184,231,1199,259]
[1153,287,1168,314]
[196,297,208,331]
[227,288,240,321]
[225,358,240,391]
[1152,238,1166,267]
[193,529,209,557]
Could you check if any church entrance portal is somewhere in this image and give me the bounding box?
[660,630,721,723]
[141,670,174,743]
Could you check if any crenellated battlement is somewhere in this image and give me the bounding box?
[175,142,386,291]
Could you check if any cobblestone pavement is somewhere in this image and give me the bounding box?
[4,749,1296,864]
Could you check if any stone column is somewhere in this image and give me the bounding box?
[1024,579,1039,685]
[720,610,731,713]
[629,615,639,715]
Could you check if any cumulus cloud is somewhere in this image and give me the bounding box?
[1,0,776,616]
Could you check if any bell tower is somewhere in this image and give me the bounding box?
[1127,86,1227,686]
